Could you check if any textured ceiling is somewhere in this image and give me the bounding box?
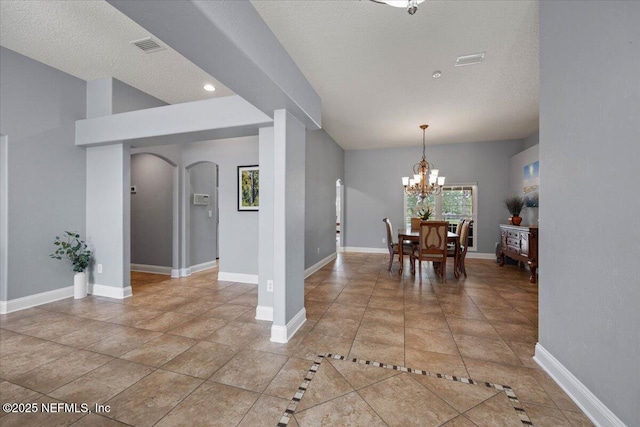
[0,0,234,105]
[252,0,539,150]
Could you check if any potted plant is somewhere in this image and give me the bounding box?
[411,206,433,230]
[503,196,525,226]
[50,231,92,299]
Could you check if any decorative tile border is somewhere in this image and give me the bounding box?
[277,352,533,426]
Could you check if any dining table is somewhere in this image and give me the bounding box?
[397,228,460,278]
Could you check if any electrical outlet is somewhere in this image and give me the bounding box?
[317,247,320,254]
[97,264,103,274]
[382,238,386,243]
[267,280,273,292]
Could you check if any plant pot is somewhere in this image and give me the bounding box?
[411,217,421,231]
[74,272,87,299]
[511,215,523,226]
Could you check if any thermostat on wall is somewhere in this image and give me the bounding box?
[131,186,137,194]
[193,193,210,205]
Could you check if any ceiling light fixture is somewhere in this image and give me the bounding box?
[432,70,442,79]
[203,84,216,92]
[402,125,445,200]
[370,0,426,15]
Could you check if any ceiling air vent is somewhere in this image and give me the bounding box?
[130,37,165,54]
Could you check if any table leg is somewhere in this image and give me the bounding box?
[398,242,403,274]
[453,239,460,279]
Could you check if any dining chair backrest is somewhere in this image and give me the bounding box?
[383,218,395,251]
[418,221,449,255]
[454,219,466,237]
[459,220,471,250]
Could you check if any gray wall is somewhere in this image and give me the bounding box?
[112,78,167,114]
[522,131,539,150]
[189,162,218,266]
[182,137,259,276]
[0,47,87,300]
[344,140,523,254]
[305,129,344,268]
[131,153,174,267]
[540,1,640,425]
[508,144,539,226]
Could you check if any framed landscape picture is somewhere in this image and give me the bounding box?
[238,165,259,211]
[524,160,539,207]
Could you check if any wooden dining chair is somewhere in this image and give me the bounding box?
[383,218,415,272]
[458,220,473,277]
[416,221,449,279]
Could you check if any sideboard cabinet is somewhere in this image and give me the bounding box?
[498,224,538,283]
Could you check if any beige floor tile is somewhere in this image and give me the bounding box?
[328,357,400,390]
[446,317,501,338]
[295,391,387,427]
[362,306,405,325]
[405,348,469,378]
[49,358,154,404]
[167,317,228,339]
[440,415,479,426]
[105,369,202,427]
[464,393,524,427]
[523,403,573,426]
[12,350,112,393]
[293,332,354,361]
[413,375,500,412]
[161,341,236,379]
[203,303,253,320]
[355,318,405,347]
[205,320,269,349]
[562,410,595,426]
[405,327,460,355]
[0,337,75,380]
[53,320,127,348]
[209,349,288,393]
[295,358,354,412]
[0,396,85,426]
[237,394,290,427]
[349,340,405,366]
[454,334,522,365]
[131,311,195,332]
[405,312,451,331]
[85,326,163,357]
[312,316,360,339]
[322,302,367,321]
[120,334,197,367]
[105,306,164,326]
[155,381,258,426]
[71,413,130,426]
[0,381,43,418]
[264,357,314,400]
[359,374,459,427]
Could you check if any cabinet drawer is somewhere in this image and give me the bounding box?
[507,230,520,238]
[507,237,520,247]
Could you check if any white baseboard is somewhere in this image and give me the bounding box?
[466,252,495,259]
[255,305,273,322]
[189,260,217,274]
[0,286,74,314]
[534,343,627,427]
[171,269,180,278]
[89,284,132,300]
[305,252,337,278]
[179,267,191,277]
[217,272,258,284]
[271,307,306,343]
[131,263,173,275]
[342,247,387,254]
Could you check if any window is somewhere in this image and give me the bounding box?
[404,184,478,251]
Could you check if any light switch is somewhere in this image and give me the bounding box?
[208,210,213,218]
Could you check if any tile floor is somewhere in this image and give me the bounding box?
[0,254,593,426]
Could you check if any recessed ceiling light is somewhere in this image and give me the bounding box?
[455,52,485,67]
[203,84,216,92]
[432,70,442,79]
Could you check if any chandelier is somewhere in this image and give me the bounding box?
[402,124,445,200]
[370,0,425,15]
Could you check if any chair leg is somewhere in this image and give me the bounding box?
[442,256,446,282]
[388,251,393,271]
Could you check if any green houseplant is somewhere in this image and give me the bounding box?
[503,196,525,226]
[50,231,92,299]
[411,205,433,230]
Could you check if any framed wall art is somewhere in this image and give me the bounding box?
[237,165,259,211]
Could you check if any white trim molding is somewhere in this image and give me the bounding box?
[255,305,273,322]
[179,267,191,277]
[217,272,258,284]
[171,269,180,278]
[89,284,132,300]
[271,307,306,343]
[0,286,74,314]
[342,247,387,254]
[189,260,217,274]
[534,343,627,427]
[305,252,337,278]
[131,264,173,275]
